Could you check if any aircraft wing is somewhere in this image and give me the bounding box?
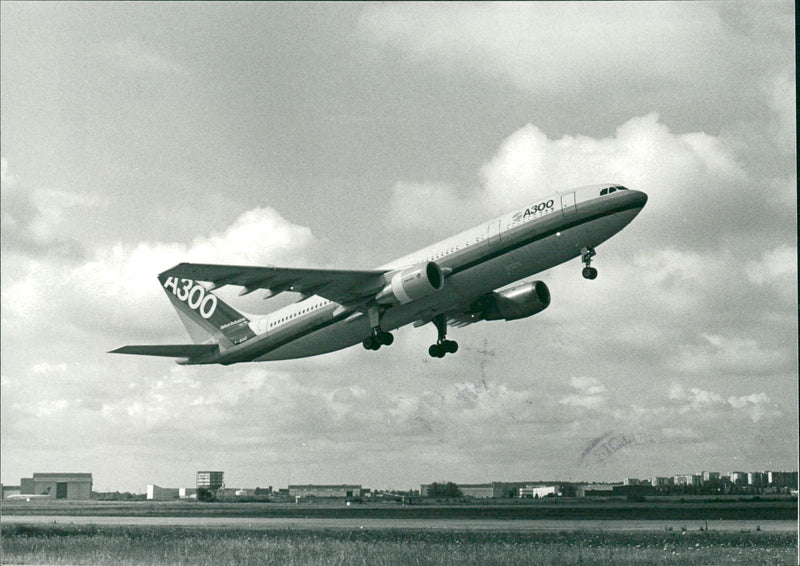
[447,312,483,328]
[411,306,483,329]
[160,263,389,305]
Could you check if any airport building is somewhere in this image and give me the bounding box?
[289,484,362,498]
[19,473,92,500]
[455,483,501,498]
[196,471,224,491]
[767,471,798,488]
[747,472,767,487]
[146,485,180,500]
[729,471,748,485]
[180,488,197,499]
[673,474,701,486]
[419,482,547,499]
[2,485,21,498]
[574,484,619,497]
[519,485,561,498]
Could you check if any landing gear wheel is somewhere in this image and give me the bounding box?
[580,247,598,280]
[428,314,458,358]
[364,305,392,352]
[428,344,445,358]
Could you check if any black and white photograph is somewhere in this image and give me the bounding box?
[1,2,797,564]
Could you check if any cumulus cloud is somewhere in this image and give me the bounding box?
[570,376,607,396]
[360,3,741,95]
[668,383,724,409]
[1,206,318,338]
[26,189,99,245]
[671,333,793,377]
[634,249,714,292]
[1,158,98,258]
[386,113,748,249]
[668,383,779,423]
[745,244,797,286]
[765,68,797,153]
[481,113,744,214]
[1,157,16,188]
[560,376,607,409]
[103,37,187,75]
[385,181,481,231]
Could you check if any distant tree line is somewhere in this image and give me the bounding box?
[425,482,462,498]
[92,491,146,501]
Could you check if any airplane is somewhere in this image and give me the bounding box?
[110,184,647,364]
[7,487,52,501]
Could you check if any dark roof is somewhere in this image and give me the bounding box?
[32,473,92,481]
[289,484,361,489]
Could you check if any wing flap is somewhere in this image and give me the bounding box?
[109,344,219,358]
[160,263,389,305]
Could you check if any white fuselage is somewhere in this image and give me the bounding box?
[213,184,647,363]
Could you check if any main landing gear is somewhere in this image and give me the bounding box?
[363,330,394,350]
[428,313,458,358]
[581,246,598,280]
[363,305,394,351]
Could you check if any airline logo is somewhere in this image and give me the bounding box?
[162,277,218,319]
[512,199,555,223]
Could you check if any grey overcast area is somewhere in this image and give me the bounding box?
[1,1,796,493]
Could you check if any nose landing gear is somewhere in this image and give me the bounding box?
[429,313,458,358]
[581,246,598,280]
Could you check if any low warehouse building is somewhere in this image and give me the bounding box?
[146,484,180,500]
[180,488,197,499]
[519,484,561,498]
[20,473,92,500]
[2,485,21,499]
[289,484,362,498]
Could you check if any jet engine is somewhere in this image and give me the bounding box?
[481,280,550,321]
[376,262,445,305]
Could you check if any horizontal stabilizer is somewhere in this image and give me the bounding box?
[108,344,219,358]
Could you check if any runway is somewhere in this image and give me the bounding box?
[2,515,795,532]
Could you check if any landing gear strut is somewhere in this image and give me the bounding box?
[363,305,394,351]
[428,313,458,358]
[581,246,598,280]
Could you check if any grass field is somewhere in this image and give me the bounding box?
[2,524,797,565]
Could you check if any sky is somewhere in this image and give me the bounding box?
[1,2,796,493]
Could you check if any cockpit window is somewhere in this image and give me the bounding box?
[601,185,629,195]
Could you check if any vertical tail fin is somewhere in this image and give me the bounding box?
[158,273,256,348]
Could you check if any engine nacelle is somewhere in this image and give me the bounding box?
[483,281,550,321]
[376,262,445,305]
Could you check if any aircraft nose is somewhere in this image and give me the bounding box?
[631,190,648,208]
